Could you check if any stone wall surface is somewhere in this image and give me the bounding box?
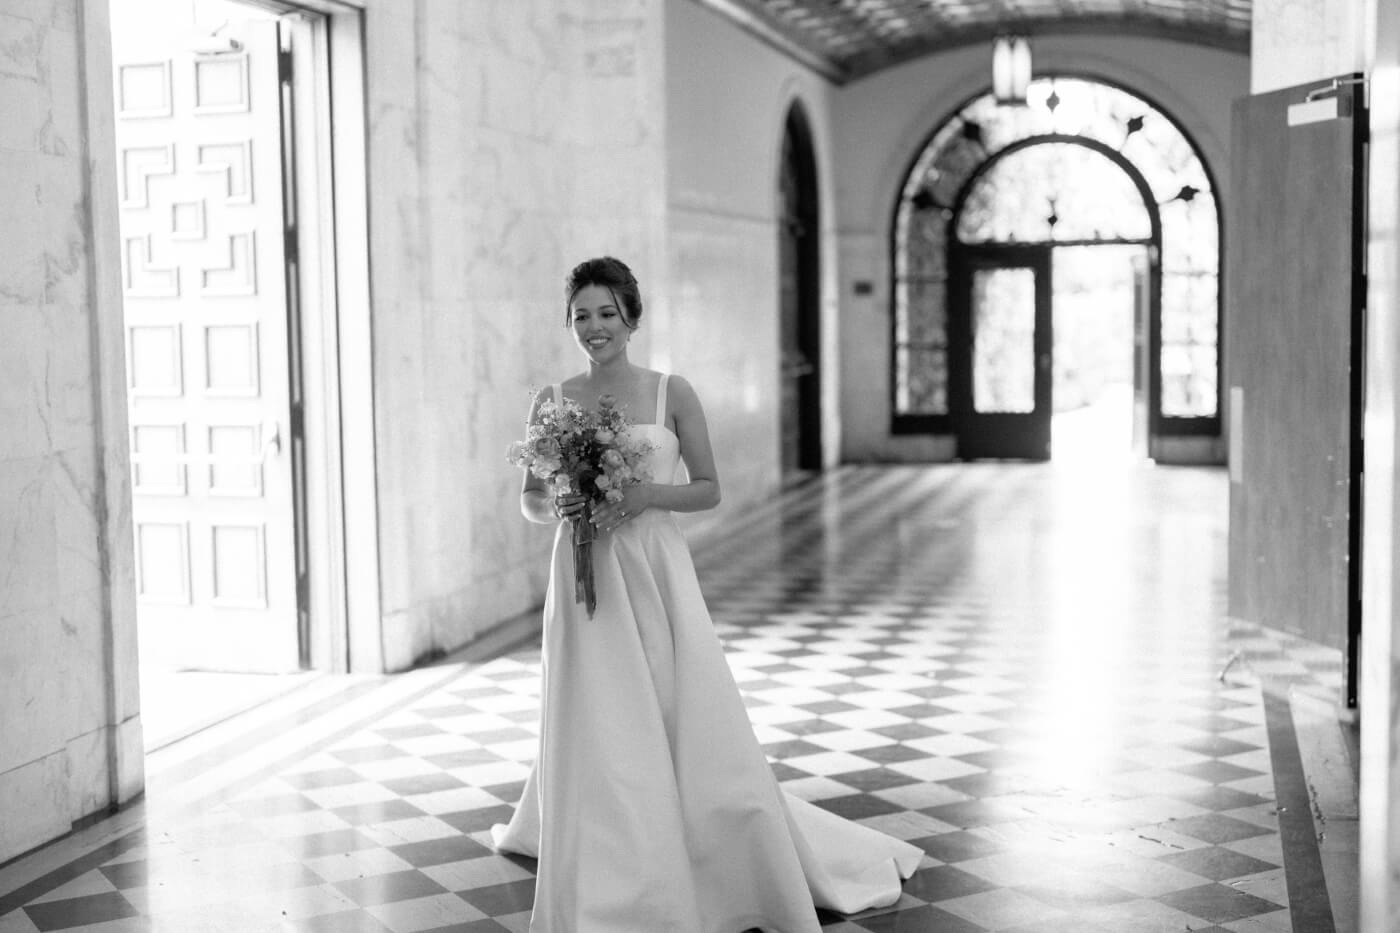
[1250,0,1368,93]
[0,0,140,864]
[364,0,669,670]
[1352,0,1400,927]
[663,0,837,542]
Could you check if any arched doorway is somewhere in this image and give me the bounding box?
[778,104,822,476]
[892,76,1221,462]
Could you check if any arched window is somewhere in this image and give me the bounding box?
[892,76,1220,457]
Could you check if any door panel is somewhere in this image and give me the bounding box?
[1227,78,1365,702]
[778,113,821,476]
[971,267,1037,414]
[779,207,803,474]
[951,245,1053,459]
[116,20,300,673]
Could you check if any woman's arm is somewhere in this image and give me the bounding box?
[592,375,721,528]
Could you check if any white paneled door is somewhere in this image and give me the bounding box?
[116,21,300,672]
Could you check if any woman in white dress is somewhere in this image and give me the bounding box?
[494,257,921,932]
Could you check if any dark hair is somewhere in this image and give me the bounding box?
[564,256,642,330]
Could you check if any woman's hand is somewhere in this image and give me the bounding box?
[590,486,651,534]
[553,492,588,522]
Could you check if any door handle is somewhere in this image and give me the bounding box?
[260,420,282,464]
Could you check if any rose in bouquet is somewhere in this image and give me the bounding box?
[507,393,654,616]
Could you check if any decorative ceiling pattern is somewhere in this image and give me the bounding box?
[694,0,1252,83]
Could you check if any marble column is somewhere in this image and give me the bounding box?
[1362,0,1400,928]
[0,0,142,863]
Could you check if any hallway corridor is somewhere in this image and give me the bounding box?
[0,464,1354,932]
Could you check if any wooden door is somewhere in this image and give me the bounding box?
[115,20,301,673]
[949,244,1053,460]
[778,110,821,476]
[1227,77,1366,705]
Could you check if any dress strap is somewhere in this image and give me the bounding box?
[655,374,669,428]
[551,383,562,405]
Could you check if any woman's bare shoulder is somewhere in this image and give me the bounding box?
[665,373,701,402]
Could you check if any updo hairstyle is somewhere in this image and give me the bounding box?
[564,256,642,330]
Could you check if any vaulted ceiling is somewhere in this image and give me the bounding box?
[694,0,1251,83]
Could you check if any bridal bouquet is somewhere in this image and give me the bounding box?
[507,393,654,616]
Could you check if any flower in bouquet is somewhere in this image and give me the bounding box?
[507,391,655,615]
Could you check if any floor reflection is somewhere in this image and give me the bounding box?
[0,461,1355,933]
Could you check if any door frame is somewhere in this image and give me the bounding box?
[265,3,380,673]
[948,243,1054,460]
[111,1,379,674]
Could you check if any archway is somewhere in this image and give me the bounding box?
[892,76,1221,462]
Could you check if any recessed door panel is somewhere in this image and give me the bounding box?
[950,245,1053,459]
[778,108,822,476]
[115,20,299,673]
[971,267,1037,414]
[1227,77,1365,705]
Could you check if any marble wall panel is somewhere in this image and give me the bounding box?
[0,458,60,625]
[0,307,54,462]
[0,593,90,774]
[0,19,51,155]
[39,148,92,320]
[666,212,782,537]
[0,152,46,305]
[365,0,668,668]
[0,746,71,861]
[0,0,140,863]
[662,0,837,546]
[39,24,80,157]
[1250,0,1368,93]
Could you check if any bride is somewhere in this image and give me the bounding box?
[494,257,921,932]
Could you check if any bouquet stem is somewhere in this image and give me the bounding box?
[571,503,597,617]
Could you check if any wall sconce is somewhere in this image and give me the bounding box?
[992,35,1031,105]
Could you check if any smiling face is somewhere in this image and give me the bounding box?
[569,284,635,363]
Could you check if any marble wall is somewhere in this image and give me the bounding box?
[364,0,669,670]
[829,36,1249,462]
[1362,0,1400,921]
[1361,1,1400,913]
[0,0,141,863]
[1250,0,1369,93]
[1339,0,1400,926]
[662,0,836,541]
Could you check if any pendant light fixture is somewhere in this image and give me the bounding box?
[992,35,1031,105]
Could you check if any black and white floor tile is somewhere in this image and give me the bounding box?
[0,464,1352,932]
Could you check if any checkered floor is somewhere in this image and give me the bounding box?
[0,464,1353,932]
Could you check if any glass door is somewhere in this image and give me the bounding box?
[949,244,1053,459]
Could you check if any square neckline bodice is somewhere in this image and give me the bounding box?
[552,372,673,437]
[552,373,681,482]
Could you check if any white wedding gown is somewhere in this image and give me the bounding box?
[493,376,921,933]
